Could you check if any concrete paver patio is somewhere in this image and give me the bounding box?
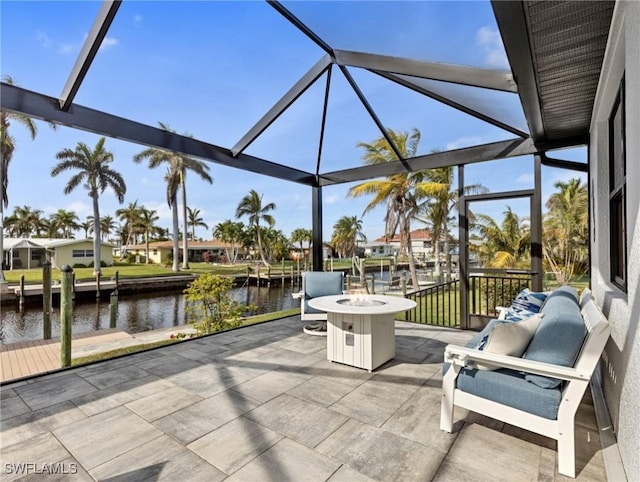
[0,317,606,481]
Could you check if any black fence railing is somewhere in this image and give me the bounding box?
[400,273,533,328]
[402,279,460,327]
[469,274,531,318]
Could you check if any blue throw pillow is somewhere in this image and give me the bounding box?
[510,289,549,314]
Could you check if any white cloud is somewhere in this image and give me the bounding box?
[476,26,509,69]
[37,31,52,48]
[326,195,340,205]
[516,173,534,184]
[446,136,484,150]
[66,201,91,217]
[99,37,119,50]
[139,200,173,224]
[58,43,76,55]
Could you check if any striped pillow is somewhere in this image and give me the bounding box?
[510,289,549,314]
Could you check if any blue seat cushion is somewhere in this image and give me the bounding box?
[524,285,585,389]
[303,272,343,314]
[455,367,562,420]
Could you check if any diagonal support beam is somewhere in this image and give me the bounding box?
[375,71,528,138]
[2,83,316,186]
[232,54,332,157]
[491,1,545,140]
[267,1,333,56]
[319,137,536,186]
[59,0,121,111]
[334,49,517,93]
[338,65,412,171]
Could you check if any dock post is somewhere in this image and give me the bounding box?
[246,265,251,285]
[60,265,73,367]
[267,266,271,287]
[370,275,375,294]
[19,274,25,308]
[95,273,101,299]
[401,271,407,296]
[71,272,76,300]
[42,261,52,339]
[346,274,352,291]
[115,270,119,291]
[110,291,118,329]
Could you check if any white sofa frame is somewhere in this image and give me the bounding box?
[440,288,611,478]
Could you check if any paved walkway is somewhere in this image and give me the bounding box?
[1,318,606,481]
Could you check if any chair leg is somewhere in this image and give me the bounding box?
[557,420,576,478]
[303,321,327,336]
[440,364,456,433]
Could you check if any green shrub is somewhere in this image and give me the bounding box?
[73,263,87,268]
[184,273,251,335]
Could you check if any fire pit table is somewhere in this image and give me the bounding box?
[307,294,416,371]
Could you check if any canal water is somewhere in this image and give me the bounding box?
[0,282,300,344]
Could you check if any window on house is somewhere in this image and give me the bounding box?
[609,77,626,292]
[72,249,94,258]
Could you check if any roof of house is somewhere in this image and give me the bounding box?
[126,239,233,250]
[2,238,113,250]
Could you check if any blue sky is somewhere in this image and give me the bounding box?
[1,1,586,242]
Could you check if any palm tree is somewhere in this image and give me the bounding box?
[543,178,588,282]
[115,201,144,250]
[1,75,56,279]
[187,207,208,241]
[213,220,245,264]
[99,215,117,241]
[133,122,213,270]
[51,137,126,274]
[9,205,44,237]
[139,207,160,264]
[331,216,366,259]
[235,190,276,266]
[417,165,487,281]
[50,209,80,238]
[349,128,425,288]
[474,207,530,269]
[80,219,93,238]
[290,227,312,268]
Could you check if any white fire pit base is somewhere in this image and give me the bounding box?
[308,295,416,372]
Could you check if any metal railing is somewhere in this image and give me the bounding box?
[400,273,533,328]
[402,279,460,327]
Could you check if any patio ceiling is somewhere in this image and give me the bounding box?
[0,1,613,186]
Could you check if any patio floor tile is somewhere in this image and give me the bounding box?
[0,400,87,448]
[80,364,150,390]
[445,422,542,481]
[329,376,419,427]
[134,353,204,377]
[224,437,341,482]
[153,390,260,444]
[52,406,162,469]
[125,385,203,421]
[187,417,283,475]
[0,393,30,420]
[245,393,349,448]
[14,374,97,411]
[230,368,312,403]
[1,432,71,482]
[71,375,174,417]
[165,362,250,398]
[317,418,446,482]
[90,434,225,481]
[327,464,377,482]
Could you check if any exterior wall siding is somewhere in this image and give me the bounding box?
[53,243,114,269]
[590,1,639,479]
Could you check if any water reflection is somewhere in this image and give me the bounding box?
[0,282,299,344]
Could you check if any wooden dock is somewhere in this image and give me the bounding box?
[0,329,132,383]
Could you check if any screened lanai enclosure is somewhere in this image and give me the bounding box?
[1,1,613,328]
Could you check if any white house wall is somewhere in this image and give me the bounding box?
[590,1,639,479]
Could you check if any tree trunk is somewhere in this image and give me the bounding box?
[171,200,180,272]
[256,224,270,266]
[401,209,420,289]
[180,179,189,269]
[91,194,102,276]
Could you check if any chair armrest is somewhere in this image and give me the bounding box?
[444,345,591,382]
[495,306,510,319]
[292,291,304,299]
